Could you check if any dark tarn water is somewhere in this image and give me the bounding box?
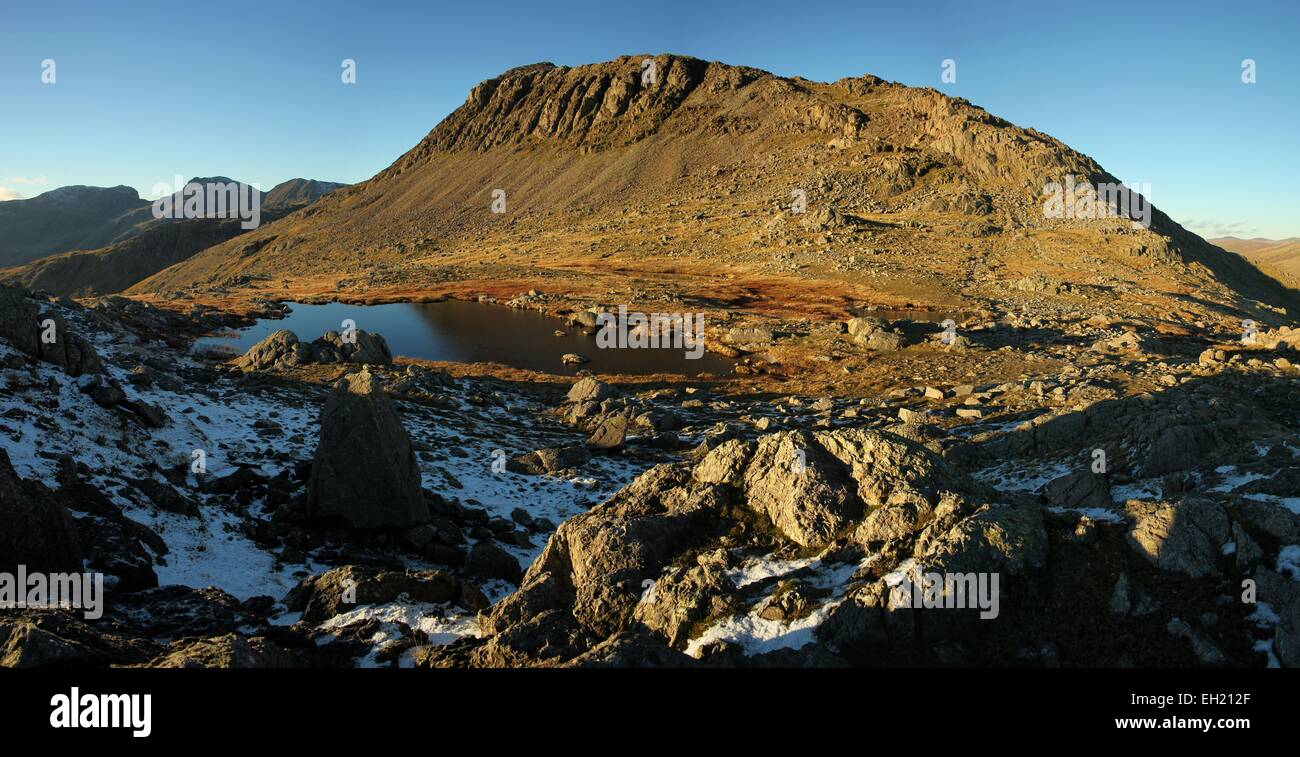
[194,300,735,377]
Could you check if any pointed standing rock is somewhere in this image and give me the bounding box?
[306,368,429,529]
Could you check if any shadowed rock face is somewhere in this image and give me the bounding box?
[0,185,147,268]
[306,368,428,529]
[0,284,101,376]
[284,565,487,625]
[0,448,83,575]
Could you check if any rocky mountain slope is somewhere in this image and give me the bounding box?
[0,185,150,267]
[132,55,1297,335]
[1,178,346,297]
[1214,237,1300,287]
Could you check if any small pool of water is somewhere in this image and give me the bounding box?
[194,300,734,377]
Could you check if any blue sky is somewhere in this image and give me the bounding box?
[2,0,1296,238]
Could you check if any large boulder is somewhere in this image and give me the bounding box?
[0,448,83,575]
[740,430,861,548]
[694,428,976,548]
[465,541,523,583]
[693,438,755,486]
[566,377,618,403]
[305,368,429,529]
[814,428,970,510]
[861,329,906,351]
[477,464,727,663]
[310,330,392,365]
[506,445,591,475]
[632,560,737,647]
[916,499,1048,575]
[586,415,629,450]
[846,316,887,338]
[723,326,774,346]
[0,284,40,355]
[35,314,101,376]
[1125,497,1230,577]
[1043,468,1111,509]
[0,611,159,668]
[235,328,392,371]
[0,285,101,376]
[233,329,310,370]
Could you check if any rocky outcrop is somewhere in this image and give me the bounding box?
[1043,468,1111,509]
[310,329,392,365]
[234,328,392,371]
[0,611,159,668]
[407,56,867,156]
[305,368,429,529]
[1125,498,1230,578]
[465,464,728,666]
[146,634,308,668]
[917,499,1048,575]
[284,565,487,624]
[632,557,737,647]
[465,541,523,583]
[738,431,860,548]
[234,329,309,370]
[0,448,83,575]
[506,445,591,475]
[0,284,101,376]
[429,426,1026,667]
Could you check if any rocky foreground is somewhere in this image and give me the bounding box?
[2,283,1300,667]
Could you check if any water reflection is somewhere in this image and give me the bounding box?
[195,300,734,376]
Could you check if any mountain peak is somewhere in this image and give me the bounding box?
[131,54,1300,323]
[406,55,872,159]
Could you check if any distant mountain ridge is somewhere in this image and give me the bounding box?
[0,177,346,269]
[0,177,346,296]
[0,185,150,267]
[264,179,348,209]
[1213,236,1300,288]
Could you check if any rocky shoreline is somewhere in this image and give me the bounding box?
[2,282,1299,667]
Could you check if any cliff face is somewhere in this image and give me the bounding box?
[404,57,868,155]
